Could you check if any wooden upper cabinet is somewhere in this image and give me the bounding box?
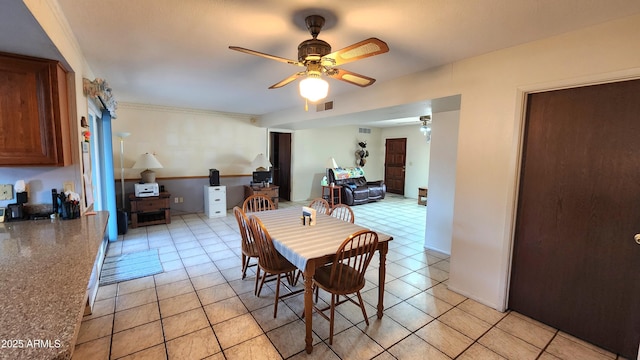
[0,52,71,166]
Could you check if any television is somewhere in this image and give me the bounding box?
[252,170,271,184]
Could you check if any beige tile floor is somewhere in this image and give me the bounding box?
[73,195,629,360]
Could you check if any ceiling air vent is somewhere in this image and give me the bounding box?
[358,127,371,134]
[316,101,334,112]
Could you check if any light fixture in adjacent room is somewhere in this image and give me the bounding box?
[420,115,432,142]
[133,153,163,183]
[251,153,272,171]
[299,72,329,102]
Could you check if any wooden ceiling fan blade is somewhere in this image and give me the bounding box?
[328,69,376,87]
[269,72,305,89]
[323,38,389,66]
[229,46,304,66]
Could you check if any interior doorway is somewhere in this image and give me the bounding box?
[384,138,407,195]
[509,79,640,358]
[270,132,292,201]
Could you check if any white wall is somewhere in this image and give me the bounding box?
[111,103,266,179]
[424,111,460,255]
[291,125,383,202]
[380,124,431,199]
[258,14,640,310]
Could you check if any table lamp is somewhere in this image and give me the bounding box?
[251,153,272,171]
[326,157,338,169]
[133,153,163,183]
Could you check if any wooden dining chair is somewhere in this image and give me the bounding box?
[233,207,261,294]
[312,230,378,344]
[329,203,355,223]
[309,198,331,215]
[242,194,275,213]
[248,215,303,318]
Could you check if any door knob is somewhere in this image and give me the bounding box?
[635,234,640,245]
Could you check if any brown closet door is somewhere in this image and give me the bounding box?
[510,79,640,358]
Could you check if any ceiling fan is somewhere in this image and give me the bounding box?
[229,14,389,104]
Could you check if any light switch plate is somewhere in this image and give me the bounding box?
[0,185,13,200]
[63,181,74,193]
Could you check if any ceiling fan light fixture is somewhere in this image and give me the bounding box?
[299,74,329,102]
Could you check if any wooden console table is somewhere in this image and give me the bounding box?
[244,185,279,209]
[129,192,171,228]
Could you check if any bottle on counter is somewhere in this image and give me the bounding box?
[52,189,58,214]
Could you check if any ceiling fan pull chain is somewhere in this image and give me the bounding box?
[304,98,309,112]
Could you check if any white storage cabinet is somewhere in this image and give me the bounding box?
[204,185,227,218]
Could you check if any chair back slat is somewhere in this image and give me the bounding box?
[329,204,355,223]
[233,206,256,255]
[309,198,331,215]
[249,215,284,272]
[330,230,378,290]
[243,194,275,213]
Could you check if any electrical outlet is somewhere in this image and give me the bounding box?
[0,184,13,200]
[174,197,179,203]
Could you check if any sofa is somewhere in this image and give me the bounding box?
[327,167,386,206]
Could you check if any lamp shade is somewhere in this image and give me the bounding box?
[251,153,272,171]
[133,153,163,169]
[133,153,163,183]
[299,75,329,102]
[326,157,338,169]
[115,132,131,139]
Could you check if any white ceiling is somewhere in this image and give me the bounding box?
[4,1,640,127]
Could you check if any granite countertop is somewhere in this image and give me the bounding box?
[0,212,109,360]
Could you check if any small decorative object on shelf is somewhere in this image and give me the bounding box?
[80,116,88,128]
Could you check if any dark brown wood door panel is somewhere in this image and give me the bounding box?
[510,79,640,358]
[384,138,406,195]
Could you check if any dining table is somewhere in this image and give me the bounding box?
[253,207,394,354]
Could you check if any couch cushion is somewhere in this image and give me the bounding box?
[352,188,370,200]
[368,187,384,198]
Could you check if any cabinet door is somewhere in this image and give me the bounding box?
[0,53,71,166]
